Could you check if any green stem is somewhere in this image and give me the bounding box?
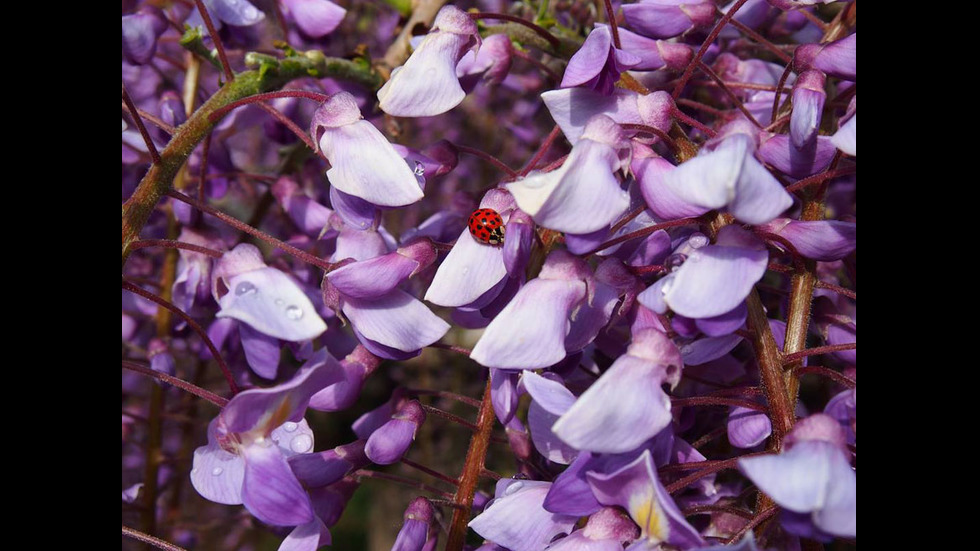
[122,54,381,267]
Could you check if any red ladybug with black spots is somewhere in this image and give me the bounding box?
[468,208,506,245]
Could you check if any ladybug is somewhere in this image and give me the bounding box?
[468,208,506,245]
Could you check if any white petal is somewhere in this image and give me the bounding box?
[216,267,327,341]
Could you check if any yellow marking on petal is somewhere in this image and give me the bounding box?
[629,490,669,543]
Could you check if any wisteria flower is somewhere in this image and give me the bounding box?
[311,91,424,207]
[560,24,640,95]
[469,479,579,551]
[661,118,794,225]
[587,450,706,549]
[377,4,481,117]
[738,414,856,540]
[506,114,630,234]
[190,351,342,526]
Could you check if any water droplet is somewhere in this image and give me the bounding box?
[504,481,524,495]
[283,421,298,432]
[211,467,224,476]
[285,305,304,320]
[290,434,313,453]
[414,161,425,176]
[235,281,257,296]
[512,473,529,480]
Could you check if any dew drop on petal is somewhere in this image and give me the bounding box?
[235,281,257,296]
[504,481,524,495]
[211,467,224,476]
[283,421,298,432]
[290,434,314,453]
[285,305,304,320]
[414,161,425,176]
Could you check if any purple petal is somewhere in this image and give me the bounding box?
[288,440,366,488]
[424,227,507,307]
[633,149,711,219]
[664,230,768,318]
[727,406,772,448]
[205,0,265,26]
[679,334,743,365]
[121,8,167,65]
[279,518,331,551]
[491,368,520,425]
[282,0,345,37]
[622,0,715,39]
[239,323,281,379]
[191,419,245,505]
[790,70,826,148]
[343,290,449,353]
[562,26,638,94]
[694,302,747,337]
[565,281,620,352]
[507,131,629,234]
[377,6,479,116]
[503,210,535,277]
[470,278,586,369]
[352,398,394,439]
[831,114,856,156]
[826,322,856,364]
[329,187,379,231]
[222,350,343,434]
[309,358,369,412]
[587,450,705,548]
[320,121,424,207]
[664,134,793,224]
[468,481,578,551]
[521,371,577,415]
[217,267,327,341]
[761,219,856,261]
[327,252,419,298]
[552,355,672,453]
[544,452,602,516]
[365,418,419,465]
[738,441,839,514]
[271,177,336,238]
[758,134,837,178]
[333,227,389,262]
[241,442,314,526]
[529,398,580,464]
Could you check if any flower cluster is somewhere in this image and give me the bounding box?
[123,0,856,549]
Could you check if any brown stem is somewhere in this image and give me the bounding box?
[672,0,750,99]
[420,404,479,431]
[122,526,188,551]
[745,291,795,438]
[192,0,235,82]
[401,457,459,486]
[456,144,518,178]
[123,84,161,164]
[783,343,855,364]
[122,101,177,135]
[121,280,239,394]
[130,239,224,258]
[446,377,495,551]
[470,12,562,52]
[697,60,762,128]
[795,366,856,389]
[122,361,229,407]
[166,190,337,272]
[520,125,563,176]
